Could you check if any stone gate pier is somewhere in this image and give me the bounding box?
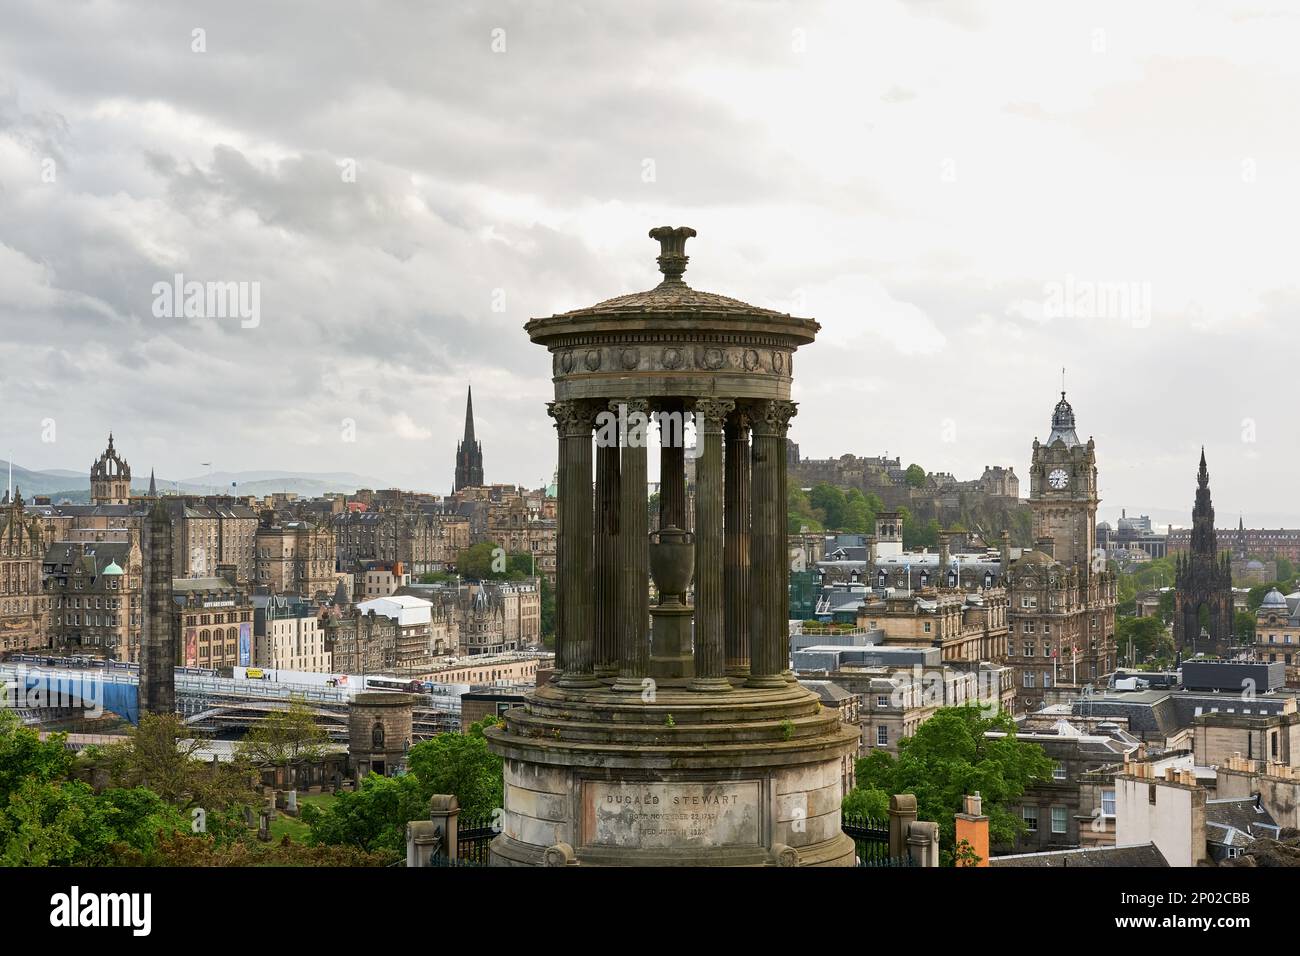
[484,227,858,866]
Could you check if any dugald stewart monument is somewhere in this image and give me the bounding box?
[485,227,859,866]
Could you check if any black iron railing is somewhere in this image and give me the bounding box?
[841,812,892,865]
[456,812,498,865]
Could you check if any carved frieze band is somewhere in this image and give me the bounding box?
[553,343,794,378]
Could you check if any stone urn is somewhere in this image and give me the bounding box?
[649,526,695,606]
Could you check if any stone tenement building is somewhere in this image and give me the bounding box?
[0,489,47,654]
[453,385,485,492]
[854,581,1010,664]
[1004,392,1118,711]
[332,508,469,576]
[174,569,252,670]
[1173,450,1236,656]
[1168,521,1300,564]
[1255,588,1300,684]
[255,514,336,599]
[485,226,860,867]
[325,593,458,675]
[398,579,542,653]
[43,539,143,661]
[28,436,260,585]
[483,496,557,584]
[166,497,259,583]
[790,639,1016,755]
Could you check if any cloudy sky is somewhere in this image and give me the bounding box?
[1,0,1297,525]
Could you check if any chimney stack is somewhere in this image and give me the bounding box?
[954,791,989,867]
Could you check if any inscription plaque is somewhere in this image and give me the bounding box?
[582,780,761,849]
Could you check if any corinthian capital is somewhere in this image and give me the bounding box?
[692,398,735,433]
[750,400,798,437]
[548,400,596,438]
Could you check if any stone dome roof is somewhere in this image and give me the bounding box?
[1261,587,1287,609]
[524,226,819,405]
[558,282,790,319]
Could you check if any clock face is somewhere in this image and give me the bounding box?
[1048,468,1069,490]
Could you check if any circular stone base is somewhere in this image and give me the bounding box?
[484,680,860,867]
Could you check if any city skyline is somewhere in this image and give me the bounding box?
[3,390,1295,530]
[2,1,1298,522]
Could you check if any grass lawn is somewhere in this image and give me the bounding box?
[268,792,337,843]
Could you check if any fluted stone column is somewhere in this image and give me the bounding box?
[549,400,598,688]
[613,400,650,692]
[594,430,621,679]
[691,398,734,692]
[657,402,687,532]
[724,411,752,681]
[748,400,796,688]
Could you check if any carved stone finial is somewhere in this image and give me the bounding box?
[649,226,696,285]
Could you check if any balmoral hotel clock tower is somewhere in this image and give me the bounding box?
[1028,391,1099,572]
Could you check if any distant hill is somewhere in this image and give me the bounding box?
[0,460,92,499]
[170,470,390,498]
[1,460,391,502]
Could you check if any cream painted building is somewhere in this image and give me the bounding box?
[253,594,331,672]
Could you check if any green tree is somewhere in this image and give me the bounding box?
[303,717,505,854]
[841,785,889,820]
[902,511,940,550]
[1116,616,1172,666]
[1156,589,1176,624]
[788,486,823,534]
[1235,611,1257,643]
[99,713,259,839]
[237,700,329,766]
[300,772,426,856]
[456,541,501,579]
[1247,581,1294,612]
[456,542,533,581]
[842,488,875,534]
[404,717,504,818]
[809,483,848,530]
[1276,558,1295,585]
[0,777,186,866]
[844,705,1053,856]
[904,464,927,489]
[0,709,72,804]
